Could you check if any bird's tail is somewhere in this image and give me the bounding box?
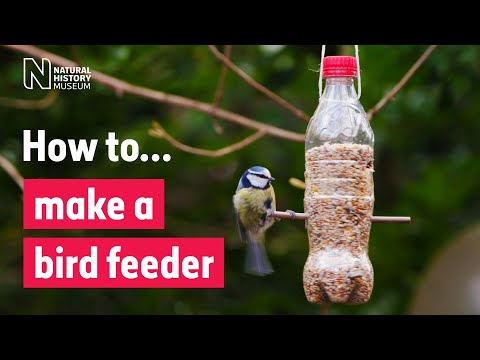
[245,237,273,276]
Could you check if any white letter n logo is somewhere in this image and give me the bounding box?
[23,58,51,90]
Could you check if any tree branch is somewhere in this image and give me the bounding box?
[0,154,24,191]
[0,90,59,110]
[288,177,306,190]
[3,45,305,143]
[367,45,438,121]
[149,121,267,157]
[208,45,310,122]
[211,45,232,134]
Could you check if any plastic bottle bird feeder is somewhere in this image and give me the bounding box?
[268,50,411,306]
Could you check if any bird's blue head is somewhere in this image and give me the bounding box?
[239,166,275,190]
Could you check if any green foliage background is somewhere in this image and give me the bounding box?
[1,45,479,314]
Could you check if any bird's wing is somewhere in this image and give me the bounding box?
[233,206,249,243]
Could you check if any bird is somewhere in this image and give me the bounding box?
[233,166,278,276]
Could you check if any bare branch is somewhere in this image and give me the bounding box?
[0,90,59,110]
[208,45,310,122]
[367,45,438,121]
[0,154,24,191]
[149,121,267,157]
[289,177,306,190]
[211,45,232,134]
[3,45,305,143]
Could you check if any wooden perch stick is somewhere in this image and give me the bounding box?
[370,216,411,223]
[270,210,411,223]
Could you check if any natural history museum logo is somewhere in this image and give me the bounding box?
[23,58,91,90]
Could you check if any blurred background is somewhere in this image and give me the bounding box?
[0,45,479,315]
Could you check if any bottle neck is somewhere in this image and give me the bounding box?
[322,77,357,101]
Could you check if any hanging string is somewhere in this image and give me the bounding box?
[355,45,361,99]
[318,45,326,99]
[318,45,362,100]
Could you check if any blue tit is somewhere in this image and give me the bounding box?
[233,166,277,276]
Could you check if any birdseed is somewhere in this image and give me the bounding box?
[303,143,374,305]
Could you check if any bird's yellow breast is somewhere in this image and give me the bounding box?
[233,186,276,231]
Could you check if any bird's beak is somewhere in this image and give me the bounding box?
[270,177,275,181]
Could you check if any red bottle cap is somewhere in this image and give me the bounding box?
[322,56,357,77]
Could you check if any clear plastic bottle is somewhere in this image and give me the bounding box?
[303,56,375,304]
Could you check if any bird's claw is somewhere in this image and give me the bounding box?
[266,209,275,217]
[286,209,297,219]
